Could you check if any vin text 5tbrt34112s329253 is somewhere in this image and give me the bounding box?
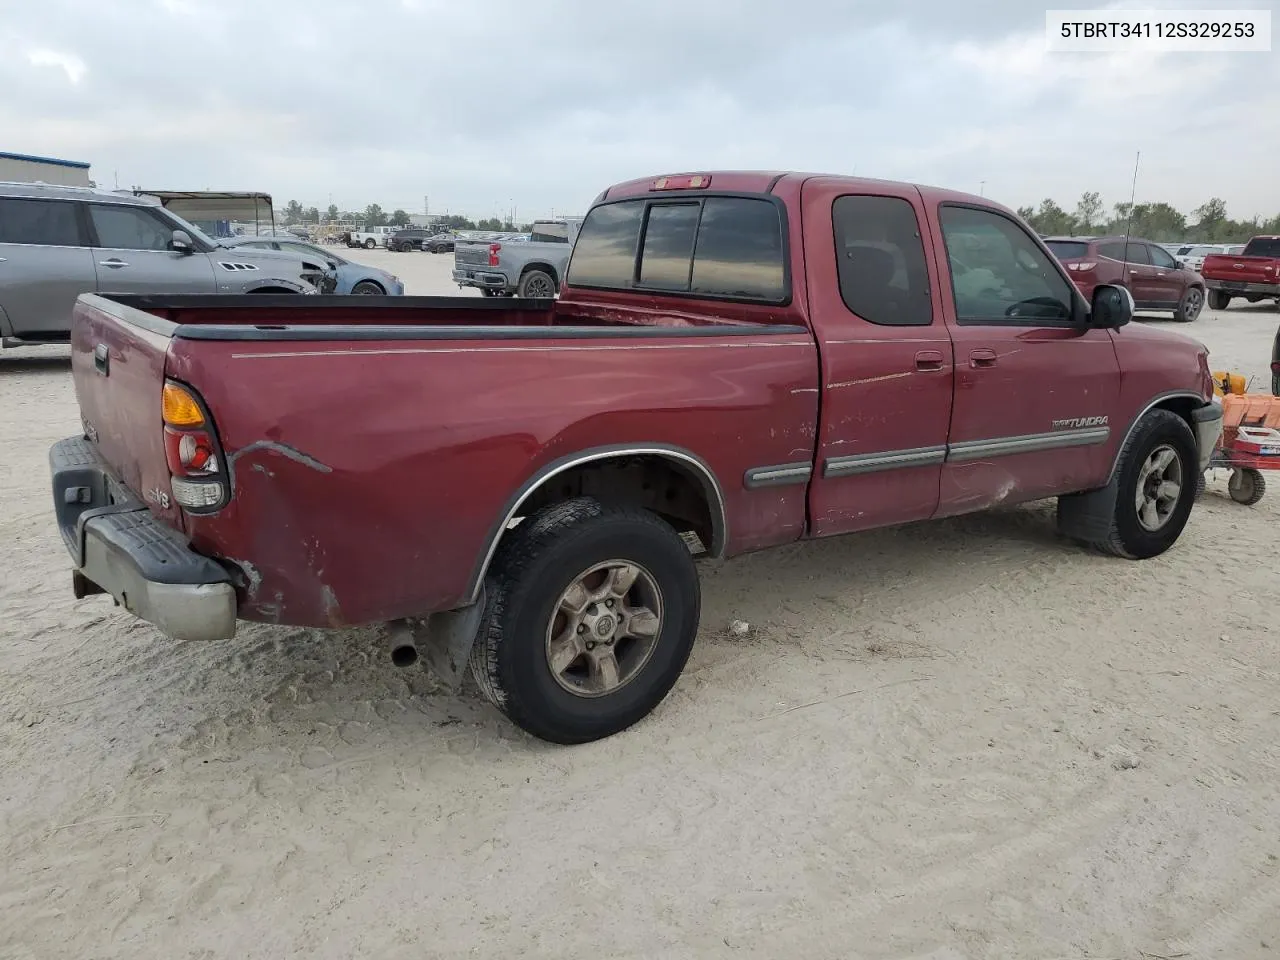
[50,170,1223,744]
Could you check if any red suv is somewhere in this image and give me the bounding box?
[1044,236,1205,323]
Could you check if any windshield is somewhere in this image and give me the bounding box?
[1243,238,1280,258]
[1044,240,1089,261]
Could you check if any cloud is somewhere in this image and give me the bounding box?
[0,0,1276,221]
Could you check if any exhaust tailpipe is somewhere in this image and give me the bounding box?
[386,619,419,668]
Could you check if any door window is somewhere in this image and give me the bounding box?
[89,204,176,251]
[0,197,82,246]
[939,206,1074,324]
[832,195,932,326]
[1148,244,1178,269]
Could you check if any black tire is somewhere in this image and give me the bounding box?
[364,238,376,249]
[468,497,701,744]
[1228,468,1265,506]
[1086,409,1199,559]
[1195,472,1206,500]
[1208,289,1231,311]
[1174,287,1204,323]
[351,280,384,295]
[517,269,557,299]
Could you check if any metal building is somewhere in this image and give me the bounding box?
[0,150,92,187]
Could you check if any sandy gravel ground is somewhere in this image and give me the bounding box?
[3,254,1279,960]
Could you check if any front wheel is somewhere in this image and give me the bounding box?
[351,280,383,295]
[469,497,701,744]
[364,238,376,249]
[1174,287,1204,323]
[1208,289,1232,311]
[1085,409,1199,559]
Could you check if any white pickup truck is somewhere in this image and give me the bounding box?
[347,225,400,250]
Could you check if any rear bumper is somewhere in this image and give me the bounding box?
[49,436,238,641]
[1204,278,1280,296]
[452,267,510,291]
[1191,399,1224,471]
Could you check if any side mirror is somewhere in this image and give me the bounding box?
[171,229,194,255]
[1089,283,1133,329]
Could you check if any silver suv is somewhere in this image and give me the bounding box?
[0,182,330,347]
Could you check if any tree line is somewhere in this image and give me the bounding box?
[278,200,528,232]
[1017,193,1280,244]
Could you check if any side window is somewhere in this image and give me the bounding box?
[0,197,82,246]
[566,200,644,288]
[638,203,699,290]
[1149,244,1177,269]
[939,205,1074,325]
[832,195,932,326]
[1097,241,1126,261]
[90,205,175,251]
[690,198,785,300]
[1124,242,1151,265]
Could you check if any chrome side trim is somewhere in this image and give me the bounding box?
[947,426,1110,463]
[463,444,728,606]
[743,462,812,489]
[824,445,946,478]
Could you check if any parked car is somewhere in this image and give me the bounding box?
[347,225,398,249]
[1043,235,1206,322]
[453,218,583,298]
[0,181,329,347]
[49,170,1222,744]
[424,233,456,254]
[1273,322,1280,395]
[386,227,430,252]
[1200,236,1280,310]
[1175,244,1229,273]
[223,236,404,295]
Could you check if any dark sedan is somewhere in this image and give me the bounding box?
[424,233,456,253]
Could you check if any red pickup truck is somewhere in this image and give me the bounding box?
[1201,235,1280,310]
[51,171,1223,744]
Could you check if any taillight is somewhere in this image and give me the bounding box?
[488,243,501,267]
[1066,261,1097,272]
[161,380,228,513]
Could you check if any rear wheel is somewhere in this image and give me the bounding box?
[517,269,557,299]
[1208,289,1231,311]
[469,498,700,744]
[1174,287,1203,323]
[364,238,376,249]
[1228,468,1265,505]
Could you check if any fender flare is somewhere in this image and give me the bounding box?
[1106,390,1206,481]
[461,443,728,606]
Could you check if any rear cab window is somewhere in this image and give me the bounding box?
[567,195,788,302]
[1243,237,1280,258]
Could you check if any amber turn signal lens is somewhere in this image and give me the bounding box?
[162,382,205,427]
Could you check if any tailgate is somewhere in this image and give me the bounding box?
[69,295,186,532]
[1203,255,1278,284]
[454,242,491,266]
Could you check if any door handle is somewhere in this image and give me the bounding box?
[93,343,110,376]
[914,350,944,371]
[1129,269,1140,275]
[99,259,129,268]
[0,257,7,263]
[969,348,997,368]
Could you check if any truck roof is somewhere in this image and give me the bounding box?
[596,170,1002,212]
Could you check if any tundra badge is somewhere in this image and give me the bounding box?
[1052,416,1109,430]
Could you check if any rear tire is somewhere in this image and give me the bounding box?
[364,238,376,249]
[517,269,557,299]
[468,497,701,744]
[1208,290,1231,311]
[1174,287,1203,323]
[1081,409,1199,559]
[1228,468,1265,505]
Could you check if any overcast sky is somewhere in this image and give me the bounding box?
[1,0,1276,221]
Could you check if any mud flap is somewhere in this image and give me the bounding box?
[1056,479,1119,542]
[419,584,488,691]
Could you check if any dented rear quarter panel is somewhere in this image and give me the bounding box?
[167,329,819,628]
